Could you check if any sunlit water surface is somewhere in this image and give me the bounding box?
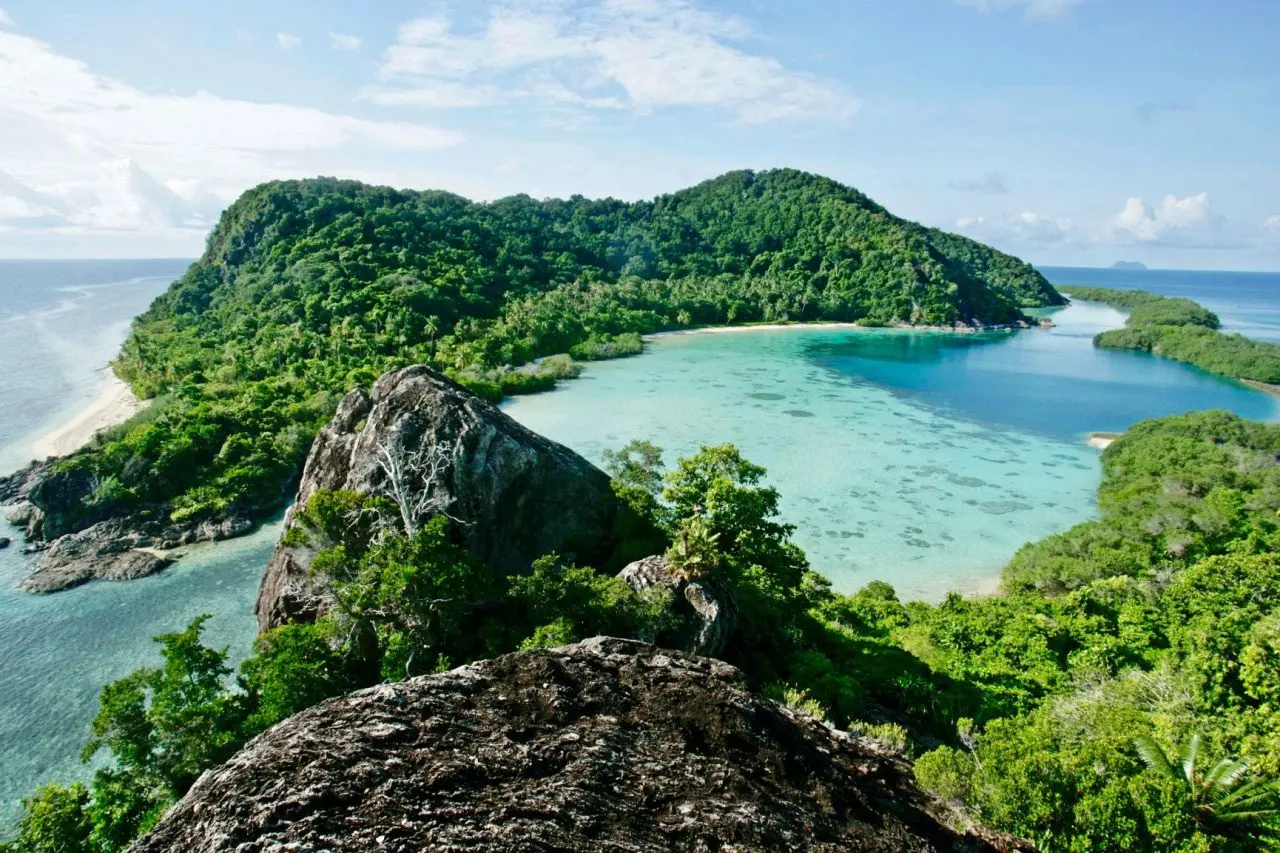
[503,301,1279,597]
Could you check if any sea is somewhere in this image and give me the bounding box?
[1,261,1278,827]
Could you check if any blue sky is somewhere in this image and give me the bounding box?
[0,0,1277,269]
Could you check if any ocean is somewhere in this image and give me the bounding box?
[1,260,1278,828]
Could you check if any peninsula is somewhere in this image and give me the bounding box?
[1062,285,1280,385]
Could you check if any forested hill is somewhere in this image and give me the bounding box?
[36,169,1060,535]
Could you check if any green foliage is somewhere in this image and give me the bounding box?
[17,415,1280,851]
[1134,733,1280,846]
[665,516,722,579]
[1063,285,1280,384]
[1004,410,1280,595]
[37,170,1057,539]
[768,684,828,721]
[239,618,358,730]
[914,746,976,804]
[2,783,92,853]
[848,721,912,753]
[83,617,246,795]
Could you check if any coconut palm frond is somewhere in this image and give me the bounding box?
[1203,758,1251,791]
[1180,732,1201,786]
[1134,734,1177,780]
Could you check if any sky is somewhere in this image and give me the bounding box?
[0,0,1277,270]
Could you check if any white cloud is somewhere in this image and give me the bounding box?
[276,33,302,50]
[1264,214,1280,235]
[0,9,12,27]
[957,211,1073,243]
[329,32,362,52]
[1113,193,1215,244]
[364,0,858,124]
[954,0,1086,19]
[0,22,463,245]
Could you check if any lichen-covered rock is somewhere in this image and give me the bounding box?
[618,554,738,657]
[130,638,1025,853]
[255,365,629,633]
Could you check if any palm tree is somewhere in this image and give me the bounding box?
[667,516,721,580]
[1134,732,1280,844]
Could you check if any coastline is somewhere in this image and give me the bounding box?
[1088,432,1122,450]
[643,319,1031,342]
[1241,378,1280,398]
[29,375,145,460]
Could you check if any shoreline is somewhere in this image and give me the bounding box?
[643,319,1033,342]
[29,375,146,460]
[1241,378,1280,398]
[1088,432,1122,450]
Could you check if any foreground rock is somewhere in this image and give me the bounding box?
[132,638,1021,852]
[618,554,738,657]
[256,365,630,633]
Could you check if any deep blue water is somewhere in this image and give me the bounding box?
[804,301,1279,442]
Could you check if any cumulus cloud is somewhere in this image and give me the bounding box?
[330,32,362,51]
[364,0,859,124]
[276,33,302,50]
[957,211,1073,243]
[954,0,1087,18]
[0,22,463,243]
[0,9,11,27]
[950,171,1009,194]
[1113,193,1216,245]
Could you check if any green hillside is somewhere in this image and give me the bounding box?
[41,169,1060,532]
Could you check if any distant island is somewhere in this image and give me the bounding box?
[1110,260,1148,270]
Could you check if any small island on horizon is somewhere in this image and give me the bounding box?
[1110,260,1148,270]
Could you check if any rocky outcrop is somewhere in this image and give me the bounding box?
[1,498,254,593]
[2,456,258,592]
[618,554,738,657]
[255,365,629,633]
[17,519,173,592]
[131,638,1023,852]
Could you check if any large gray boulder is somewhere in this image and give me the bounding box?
[255,365,627,633]
[130,638,1023,852]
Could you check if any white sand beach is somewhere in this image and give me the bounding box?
[30,375,146,459]
[645,322,865,340]
[1088,432,1122,450]
[644,320,1026,341]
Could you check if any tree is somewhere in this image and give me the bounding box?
[83,616,246,796]
[1,783,92,853]
[1134,733,1280,845]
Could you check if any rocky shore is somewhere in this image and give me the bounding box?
[1,460,255,593]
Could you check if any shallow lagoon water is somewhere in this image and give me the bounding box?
[503,301,1280,598]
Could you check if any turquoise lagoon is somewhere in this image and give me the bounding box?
[503,300,1280,598]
